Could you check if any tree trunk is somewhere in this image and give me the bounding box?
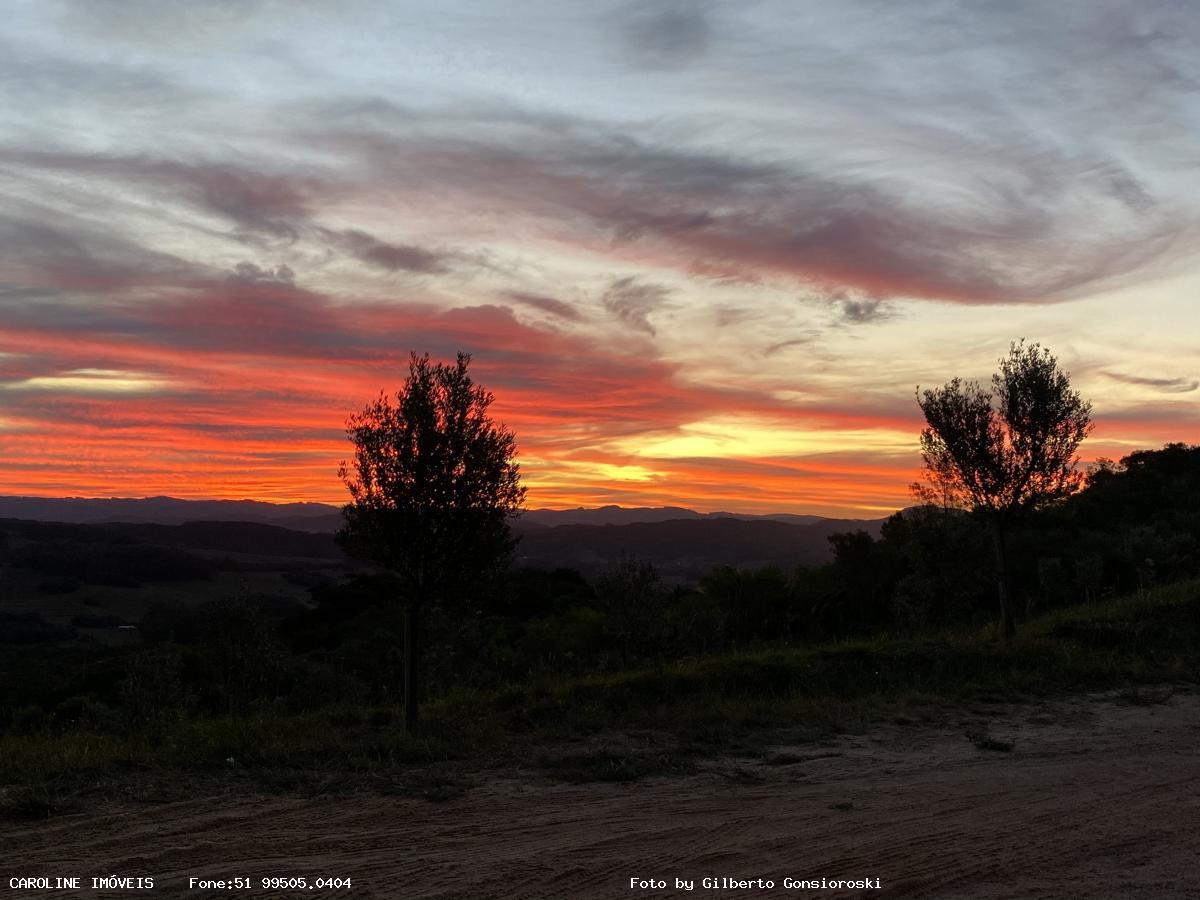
[990,519,1016,644]
[403,604,420,733]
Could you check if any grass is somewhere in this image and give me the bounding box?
[435,577,1200,749]
[3,578,1198,815]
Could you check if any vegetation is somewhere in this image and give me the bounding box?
[338,351,526,731]
[916,341,1092,640]
[1,571,1196,817]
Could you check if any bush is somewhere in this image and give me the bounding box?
[52,697,121,732]
[186,597,287,714]
[120,647,190,738]
[285,663,367,712]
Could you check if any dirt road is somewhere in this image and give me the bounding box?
[5,688,1198,898]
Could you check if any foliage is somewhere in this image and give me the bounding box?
[915,340,1092,639]
[915,340,1092,515]
[337,351,526,608]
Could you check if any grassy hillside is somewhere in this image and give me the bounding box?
[2,577,1196,817]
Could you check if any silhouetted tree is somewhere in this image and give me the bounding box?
[915,340,1092,641]
[338,352,526,730]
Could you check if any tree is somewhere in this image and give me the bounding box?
[915,340,1092,641]
[338,351,526,730]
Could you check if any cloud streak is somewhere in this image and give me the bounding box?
[1103,371,1199,394]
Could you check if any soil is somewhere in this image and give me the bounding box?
[4,687,1198,899]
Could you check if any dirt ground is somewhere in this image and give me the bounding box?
[4,687,1198,899]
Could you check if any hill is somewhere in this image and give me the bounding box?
[517,506,828,528]
[0,496,342,531]
[512,515,884,577]
[0,512,883,585]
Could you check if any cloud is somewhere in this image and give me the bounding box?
[170,164,312,241]
[1102,371,1199,393]
[230,262,294,283]
[764,338,812,357]
[298,110,1185,305]
[0,209,204,295]
[2,368,171,394]
[329,229,451,274]
[504,291,584,322]
[618,0,712,69]
[3,150,324,241]
[6,49,1192,308]
[839,297,892,324]
[602,277,671,335]
[1,150,461,277]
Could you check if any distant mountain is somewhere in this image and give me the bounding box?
[0,497,865,533]
[0,496,342,531]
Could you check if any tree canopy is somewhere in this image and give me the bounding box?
[338,351,526,606]
[916,340,1093,517]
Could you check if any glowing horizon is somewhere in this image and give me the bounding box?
[2,3,1198,517]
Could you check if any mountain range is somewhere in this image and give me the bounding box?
[0,496,890,576]
[0,496,862,530]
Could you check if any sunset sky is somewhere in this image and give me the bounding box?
[1,1,1198,516]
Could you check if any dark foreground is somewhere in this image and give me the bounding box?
[5,687,1197,899]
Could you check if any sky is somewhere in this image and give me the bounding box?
[1,0,1198,516]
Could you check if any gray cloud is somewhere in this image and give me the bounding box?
[1102,371,1199,393]
[602,277,671,335]
[299,106,1186,304]
[618,1,712,69]
[172,165,312,242]
[2,91,1189,313]
[0,208,204,296]
[763,338,811,357]
[3,0,1199,318]
[3,150,322,242]
[504,291,584,321]
[1,149,461,279]
[330,229,451,274]
[840,298,892,325]
[230,262,294,283]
